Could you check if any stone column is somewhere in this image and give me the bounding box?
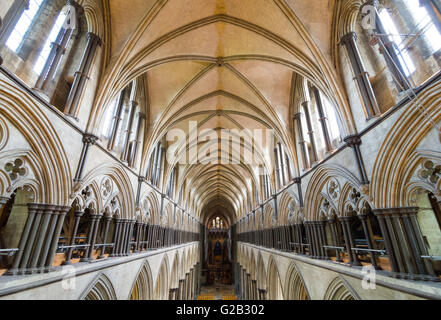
[38,205,63,271]
[134,221,141,253]
[294,113,310,169]
[318,221,328,259]
[302,103,319,163]
[304,223,312,256]
[344,135,369,185]
[108,88,128,150]
[87,215,101,260]
[121,83,139,163]
[328,218,342,262]
[63,210,84,265]
[406,209,437,278]
[110,218,122,257]
[64,32,102,116]
[119,220,128,256]
[81,214,99,262]
[27,205,56,273]
[98,215,112,259]
[35,26,74,92]
[362,0,410,91]
[375,208,439,280]
[312,222,322,259]
[342,217,361,266]
[358,214,380,269]
[74,133,99,182]
[44,205,70,271]
[6,202,39,275]
[312,87,332,152]
[374,211,399,273]
[340,31,379,118]
[129,113,146,167]
[340,218,353,265]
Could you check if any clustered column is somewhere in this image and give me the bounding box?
[64,32,102,116]
[7,204,70,275]
[340,31,379,118]
[374,208,438,280]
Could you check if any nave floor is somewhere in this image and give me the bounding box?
[197,285,237,300]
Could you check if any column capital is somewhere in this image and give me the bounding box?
[344,134,362,147]
[67,0,85,16]
[340,31,358,45]
[83,133,99,145]
[86,32,102,46]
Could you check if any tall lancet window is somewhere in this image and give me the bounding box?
[33,9,68,74]
[378,8,416,76]
[6,0,43,52]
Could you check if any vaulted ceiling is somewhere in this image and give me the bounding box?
[94,0,345,223]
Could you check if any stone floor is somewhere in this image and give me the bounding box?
[198,284,236,300]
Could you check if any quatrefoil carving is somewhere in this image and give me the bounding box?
[328,180,340,200]
[81,186,92,200]
[5,159,27,181]
[101,178,112,198]
[350,188,361,202]
[418,160,441,184]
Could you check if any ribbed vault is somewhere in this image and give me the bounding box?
[90,0,348,224]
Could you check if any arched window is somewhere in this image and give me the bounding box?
[33,9,68,75]
[401,0,441,54]
[378,8,416,77]
[322,96,342,148]
[5,0,43,52]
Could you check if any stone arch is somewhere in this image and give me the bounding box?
[78,164,136,219]
[81,273,117,300]
[170,252,180,289]
[323,276,358,300]
[180,250,186,280]
[143,191,161,225]
[279,191,300,226]
[83,0,105,39]
[249,250,257,281]
[0,79,72,205]
[164,202,174,227]
[304,164,362,221]
[264,203,275,228]
[284,261,310,300]
[129,260,154,300]
[371,80,441,208]
[256,252,267,292]
[154,255,170,300]
[267,256,283,300]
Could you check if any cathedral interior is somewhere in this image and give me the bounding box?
[0,0,440,301]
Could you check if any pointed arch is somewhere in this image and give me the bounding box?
[324,276,359,300]
[129,260,154,300]
[81,273,117,300]
[154,255,170,300]
[285,262,310,300]
[266,256,283,300]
